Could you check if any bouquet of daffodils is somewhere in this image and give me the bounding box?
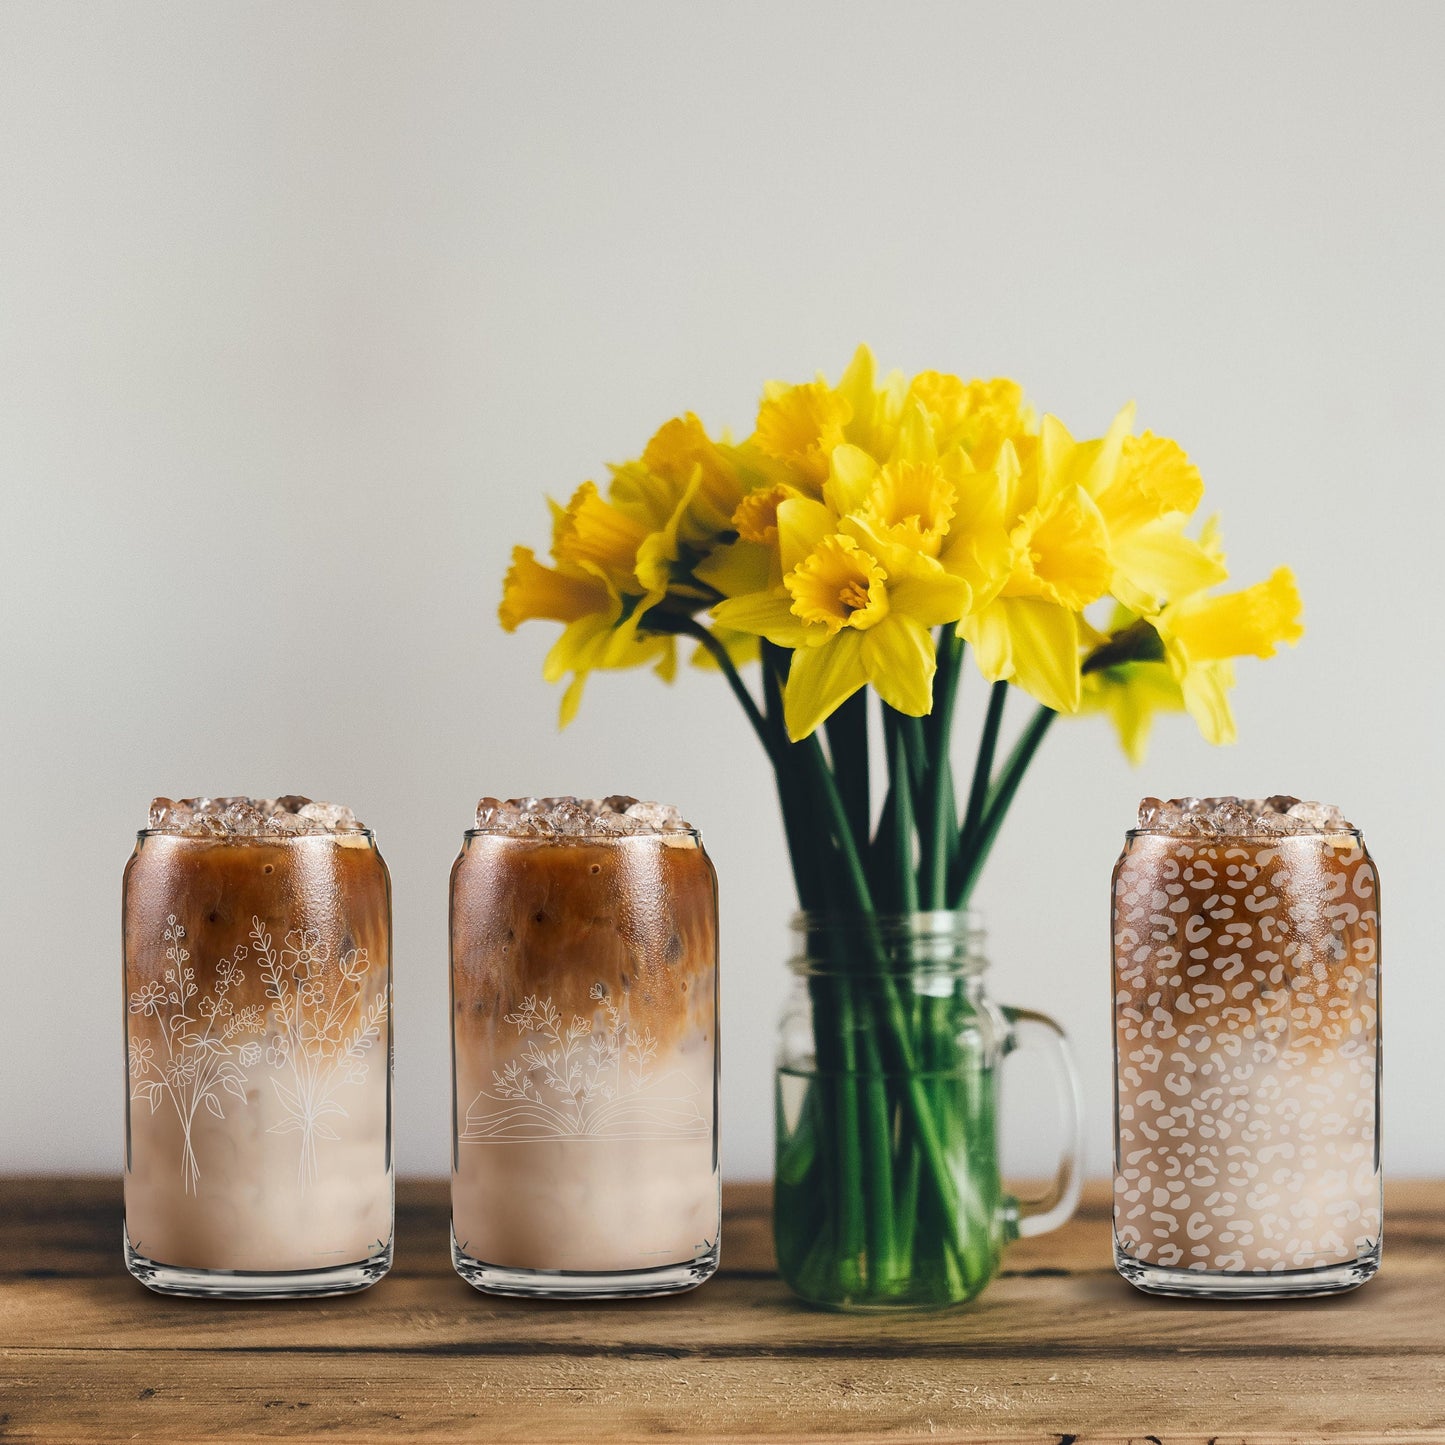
[501,347,1302,1303]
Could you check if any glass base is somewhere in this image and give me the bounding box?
[451,1225,718,1299]
[1115,1240,1380,1299]
[124,1226,392,1299]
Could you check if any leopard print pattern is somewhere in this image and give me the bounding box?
[1113,833,1380,1274]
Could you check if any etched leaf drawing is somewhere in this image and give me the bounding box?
[251,917,387,1185]
[128,915,387,1193]
[461,983,706,1141]
[126,916,265,1194]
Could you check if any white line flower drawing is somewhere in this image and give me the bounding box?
[253,917,387,1186]
[128,914,387,1194]
[462,984,706,1142]
[127,917,266,1193]
[129,981,167,1017]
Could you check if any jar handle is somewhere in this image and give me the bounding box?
[1001,1005,1084,1238]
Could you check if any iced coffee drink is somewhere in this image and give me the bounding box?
[123,796,392,1297]
[451,796,719,1297]
[1113,796,1380,1297]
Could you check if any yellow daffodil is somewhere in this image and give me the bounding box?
[712,509,970,740]
[499,539,674,726]
[904,371,1038,469]
[951,419,1114,714]
[500,410,760,723]
[499,347,1303,765]
[1082,563,1304,759]
[822,400,970,560]
[752,345,909,490]
[1081,418,1229,616]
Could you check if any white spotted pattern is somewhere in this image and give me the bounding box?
[1113,833,1380,1274]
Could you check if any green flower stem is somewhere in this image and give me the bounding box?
[825,689,870,858]
[793,733,964,1241]
[886,723,920,916]
[925,635,965,909]
[952,703,1056,909]
[692,628,1060,1300]
[962,679,1008,844]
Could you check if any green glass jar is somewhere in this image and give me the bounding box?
[774,911,1082,1310]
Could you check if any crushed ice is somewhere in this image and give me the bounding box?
[1136,795,1353,837]
[473,795,692,837]
[147,796,365,837]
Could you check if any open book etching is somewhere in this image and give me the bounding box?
[461,985,708,1142]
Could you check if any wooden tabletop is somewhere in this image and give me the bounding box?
[1,1177,1441,1443]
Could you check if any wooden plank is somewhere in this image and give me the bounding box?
[0,1178,1442,1443]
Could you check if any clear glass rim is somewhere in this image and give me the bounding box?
[1125,827,1364,843]
[788,909,986,976]
[463,827,701,843]
[789,908,983,931]
[136,828,377,844]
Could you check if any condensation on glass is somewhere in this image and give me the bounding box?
[122,798,393,1298]
[450,806,720,1298]
[1112,813,1381,1298]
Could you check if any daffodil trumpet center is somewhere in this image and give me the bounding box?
[786,534,890,635]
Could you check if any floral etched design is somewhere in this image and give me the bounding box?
[462,984,706,1141]
[251,918,387,1186]
[127,914,387,1193]
[127,916,266,1193]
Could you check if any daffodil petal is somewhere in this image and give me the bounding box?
[498,547,608,631]
[861,615,936,717]
[890,397,938,466]
[711,590,815,648]
[783,630,869,741]
[823,444,880,517]
[1165,567,1304,662]
[1074,402,1134,499]
[1081,660,1184,765]
[777,496,833,575]
[1110,522,1230,616]
[1177,657,1237,745]
[975,597,1082,713]
[1035,415,1076,505]
[559,672,588,728]
[694,538,773,599]
[543,614,614,685]
[887,566,972,630]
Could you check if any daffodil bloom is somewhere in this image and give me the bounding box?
[950,419,1114,714]
[713,509,970,740]
[500,541,675,725]
[752,345,909,489]
[499,481,677,725]
[1081,417,1228,616]
[823,401,970,560]
[1082,565,1304,759]
[904,371,1038,469]
[611,412,752,558]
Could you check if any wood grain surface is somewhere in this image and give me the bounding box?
[0,1177,1439,1443]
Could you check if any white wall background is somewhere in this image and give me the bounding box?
[2,2,1441,1181]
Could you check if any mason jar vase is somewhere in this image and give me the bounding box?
[775,911,1083,1310]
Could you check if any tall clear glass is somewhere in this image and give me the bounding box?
[450,825,719,1298]
[123,822,393,1297]
[775,912,1083,1310]
[1113,826,1381,1297]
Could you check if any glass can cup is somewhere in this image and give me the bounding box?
[122,828,394,1297]
[1112,826,1382,1297]
[775,911,1084,1310]
[450,826,720,1298]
